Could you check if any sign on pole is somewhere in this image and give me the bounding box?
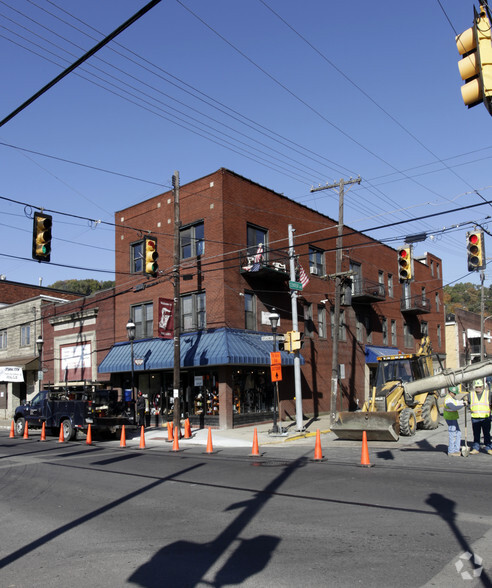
[270,351,282,381]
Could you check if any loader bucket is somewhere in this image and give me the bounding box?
[331,411,400,442]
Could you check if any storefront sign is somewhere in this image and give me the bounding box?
[158,298,174,339]
[194,375,204,386]
[0,366,24,382]
[60,343,91,381]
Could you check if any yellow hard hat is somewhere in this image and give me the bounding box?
[473,379,484,388]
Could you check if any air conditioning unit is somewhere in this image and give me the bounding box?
[310,266,318,275]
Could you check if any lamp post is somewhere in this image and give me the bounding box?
[126,318,136,422]
[269,308,280,434]
[36,335,43,391]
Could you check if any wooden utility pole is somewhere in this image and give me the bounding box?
[311,177,361,426]
[172,171,181,433]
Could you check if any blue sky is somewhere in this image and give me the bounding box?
[0,0,490,289]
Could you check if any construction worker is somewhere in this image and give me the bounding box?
[443,386,467,456]
[468,379,492,455]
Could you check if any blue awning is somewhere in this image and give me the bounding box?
[98,328,304,373]
[365,345,401,364]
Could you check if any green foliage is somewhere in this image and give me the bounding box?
[48,279,115,296]
[444,282,492,315]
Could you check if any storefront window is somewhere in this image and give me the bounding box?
[232,368,273,414]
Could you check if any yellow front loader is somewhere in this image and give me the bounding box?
[331,337,492,441]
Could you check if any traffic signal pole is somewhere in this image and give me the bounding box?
[311,177,360,427]
[288,224,304,432]
[172,171,181,434]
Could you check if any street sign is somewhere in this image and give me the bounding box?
[270,352,281,365]
[270,365,282,382]
[289,280,303,291]
[261,335,285,341]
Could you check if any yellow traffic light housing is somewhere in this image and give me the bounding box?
[467,230,486,271]
[397,247,413,282]
[283,331,292,352]
[290,331,304,351]
[144,236,158,277]
[456,5,492,115]
[32,212,52,262]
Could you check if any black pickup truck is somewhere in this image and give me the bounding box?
[14,389,135,441]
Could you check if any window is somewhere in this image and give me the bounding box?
[382,318,388,345]
[378,271,384,287]
[131,302,153,339]
[387,274,393,298]
[350,261,362,294]
[437,324,442,347]
[391,320,397,346]
[131,240,144,274]
[181,291,206,331]
[304,303,314,338]
[20,324,31,347]
[356,312,363,343]
[318,305,327,338]
[437,263,440,279]
[404,322,413,348]
[435,293,440,312]
[0,329,7,349]
[430,260,434,277]
[244,292,256,330]
[330,309,346,341]
[421,321,428,337]
[365,314,372,344]
[180,221,204,259]
[309,247,324,276]
[247,224,268,258]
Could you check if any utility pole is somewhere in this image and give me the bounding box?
[311,176,361,426]
[172,171,181,433]
[288,224,304,431]
[481,269,485,361]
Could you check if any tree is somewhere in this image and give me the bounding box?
[444,282,492,315]
[48,279,115,296]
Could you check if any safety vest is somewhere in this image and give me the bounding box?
[470,389,491,419]
[443,394,459,420]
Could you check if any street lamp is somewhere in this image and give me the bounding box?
[126,318,136,422]
[269,308,280,434]
[36,335,43,390]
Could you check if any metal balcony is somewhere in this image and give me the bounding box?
[240,247,290,281]
[400,295,431,315]
[351,277,386,303]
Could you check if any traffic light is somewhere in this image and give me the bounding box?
[397,247,413,282]
[467,230,486,271]
[32,212,52,262]
[456,5,492,115]
[143,236,158,277]
[290,331,304,351]
[282,331,292,352]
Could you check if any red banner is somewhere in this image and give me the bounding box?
[158,298,174,339]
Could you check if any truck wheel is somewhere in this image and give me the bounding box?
[421,396,439,430]
[15,417,25,437]
[61,419,75,442]
[400,408,417,436]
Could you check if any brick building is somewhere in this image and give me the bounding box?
[98,168,445,429]
[445,308,492,369]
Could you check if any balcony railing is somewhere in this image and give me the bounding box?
[240,247,290,280]
[351,277,386,303]
[400,295,431,314]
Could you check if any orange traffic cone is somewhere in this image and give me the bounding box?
[139,426,146,449]
[40,422,46,442]
[167,422,173,442]
[172,426,180,452]
[9,420,15,438]
[184,418,192,439]
[313,429,323,460]
[250,428,260,456]
[23,421,29,439]
[58,424,65,443]
[360,431,373,467]
[206,427,214,454]
[86,424,92,446]
[120,425,126,447]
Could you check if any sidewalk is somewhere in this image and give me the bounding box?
[0,413,452,451]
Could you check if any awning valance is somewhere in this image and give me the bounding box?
[365,345,401,364]
[99,328,304,373]
[466,328,492,341]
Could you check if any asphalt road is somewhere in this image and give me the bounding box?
[1,432,492,588]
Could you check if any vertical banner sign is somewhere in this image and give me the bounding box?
[270,351,282,382]
[158,298,174,339]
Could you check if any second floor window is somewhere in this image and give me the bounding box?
[20,324,31,347]
[247,224,267,259]
[304,303,314,337]
[181,221,204,259]
[391,319,397,346]
[382,318,388,345]
[0,329,7,349]
[309,247,324,276]
[131,303,153,339]
[131,240,144,274]
[387,274,394,298]
[404,322,413,348]
[182,291,206,331]
[318,305,327,338]
[244,292,256,330]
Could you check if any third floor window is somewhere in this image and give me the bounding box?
[181,221,204,259]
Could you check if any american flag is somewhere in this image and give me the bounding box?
[299,264,310,288]
[250,243,263,272]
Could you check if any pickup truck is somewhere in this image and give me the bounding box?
[14,389,135,441]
